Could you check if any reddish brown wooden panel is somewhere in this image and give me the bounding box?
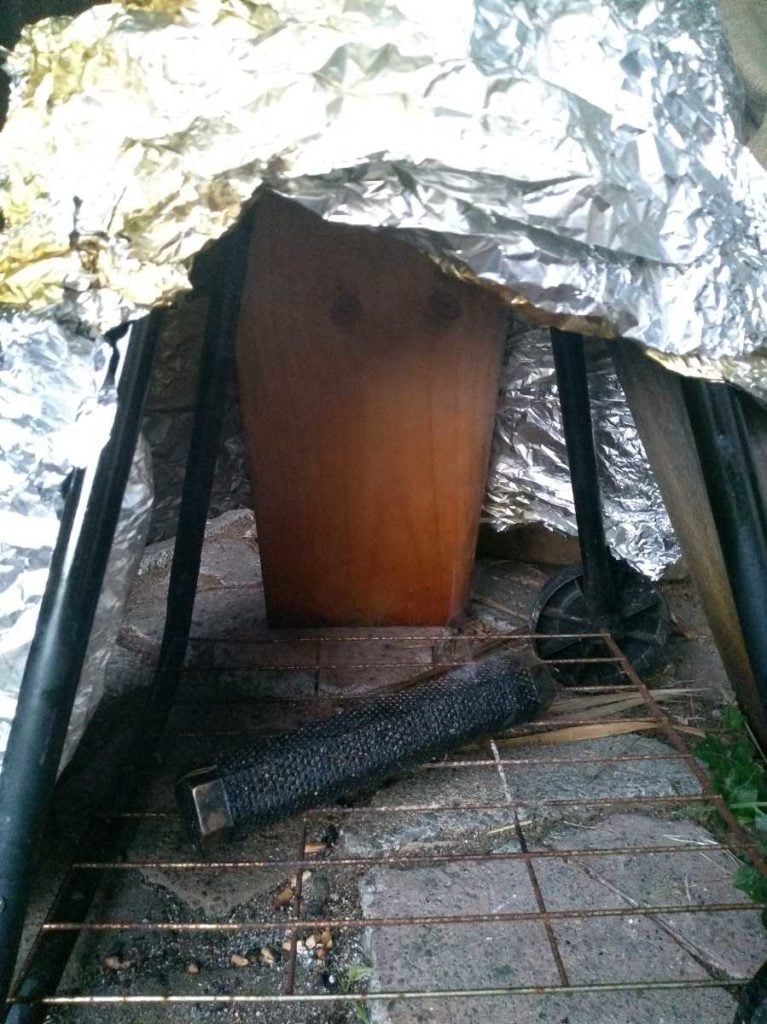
[235,193,507,627]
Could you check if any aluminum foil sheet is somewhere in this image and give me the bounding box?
[0,313,111,768]
[0,313,152,774]
[484,319,680,579]
[1,0,766,394]
[61,433,154,768]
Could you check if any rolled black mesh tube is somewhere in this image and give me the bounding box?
[176,652,554,844]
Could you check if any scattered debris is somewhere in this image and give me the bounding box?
[305,841,329,855]
[322,823,340,846]
[259,946,277,967]
[274,885,294,908]
[186,961,200,975]
[103,955,133,971]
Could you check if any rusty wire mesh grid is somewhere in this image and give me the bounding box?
[10,630,767,1020]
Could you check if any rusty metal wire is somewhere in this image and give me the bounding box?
[8,629,766,1014]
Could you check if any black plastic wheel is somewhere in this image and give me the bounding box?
[530,561,671,685]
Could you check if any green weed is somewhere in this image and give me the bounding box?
[695,706,767,920]
[339,963,375,1024]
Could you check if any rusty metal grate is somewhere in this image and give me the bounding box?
[10,630,767,1019]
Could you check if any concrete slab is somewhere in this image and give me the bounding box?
[365,920,559,992]
[552,915,710,984]
[534,814,767,980]
[361,859,539,916]
[502,735,702,804]
[364,987,737,1024]
[339,765,518,857]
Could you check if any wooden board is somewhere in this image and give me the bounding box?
[235,193,507,627]
[613,339,767,746]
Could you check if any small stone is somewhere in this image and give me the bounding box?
[305,842,328,855]
[321,929,333,948]
[259,946,276,967]
[274,886,294,908]
[186,961,200,975]
[104,955,131,971]
[315,945,327,960]
[230,954,250,968]
[305,934,317,950]
[281,939,293,953]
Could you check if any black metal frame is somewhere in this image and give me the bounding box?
[2,252,767,1021]
[0,311,162,1005]
[682,379,767,718]
[0,217,255,1019]
[143,219,254,741]
[550,328,617,624]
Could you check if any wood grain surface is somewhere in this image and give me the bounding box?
[235,193,507,627]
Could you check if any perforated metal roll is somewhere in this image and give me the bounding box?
[176,652,554,845]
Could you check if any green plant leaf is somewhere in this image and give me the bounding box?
[721,706,746,731]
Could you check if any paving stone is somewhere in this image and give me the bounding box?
[339,807,515,858]
[534,813,767,980]
[340,766,517,856]
[502,734,702,804]
[367,987,738,1024]
[177,667,318,701]
[361,859,539,916]
[552,915,709,984]
[359,858,556,1019]
[365,921,558,996]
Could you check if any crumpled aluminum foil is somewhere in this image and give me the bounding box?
[484,319,680,579]
[0,313,152,774]
[61,434,154,768]
[1,0,766,394]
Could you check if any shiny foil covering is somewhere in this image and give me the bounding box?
[485,319,680,579]
[0,0,762,741]
[0,0,765,393]
[0,313,120,770]
[60,433,154,770]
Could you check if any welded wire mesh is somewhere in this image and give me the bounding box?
[10,629,767,1022]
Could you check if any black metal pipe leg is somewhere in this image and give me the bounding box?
[550,328,616,622]
[1,215,255,1021]
[143,218,254,738]
[682,379,767,714]
[0,313,161,1007]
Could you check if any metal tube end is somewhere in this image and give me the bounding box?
[175,766,234,849]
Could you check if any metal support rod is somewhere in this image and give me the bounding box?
[2,214,255,1021]
[550,328,616,622]
[143,218,254,739]
[682,379,767,715]
[2,818,126,1024]
[0,313,161,1007]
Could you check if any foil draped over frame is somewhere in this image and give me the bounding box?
[485,321,680,579]
[62,434,154,769]
[0,314,153,773]
[0,0,766,393]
